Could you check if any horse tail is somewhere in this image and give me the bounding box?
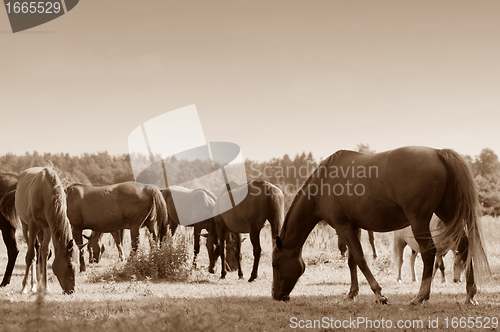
[0,189,21,229]
[267,183,285,240]
[144,185,168,243]
[437,149,492,284]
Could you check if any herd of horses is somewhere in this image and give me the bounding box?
[0,146,493,305]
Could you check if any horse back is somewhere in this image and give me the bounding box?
[315,147,448,232]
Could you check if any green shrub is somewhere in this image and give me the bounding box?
[90,232,191,282]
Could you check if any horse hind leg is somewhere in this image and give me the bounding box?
[433,255,446,283]
[409,220,436,305]
[456,235,477,305]
[368,231,377,259]
[410,250,418,282]
[393,234,406,283]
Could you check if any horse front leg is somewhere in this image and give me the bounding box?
[111,230,125,262]
[248,230,261,282]
[130,226,140,254]
[1,223,18,287]
[341,226,386,304]
[39,230,51,292]
[345,247,359,300]
[72,227,86,272]
[22,224,37,294]
[193,226,201,268]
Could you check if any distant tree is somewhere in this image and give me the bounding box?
[356,143,376,154]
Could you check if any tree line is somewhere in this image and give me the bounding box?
[1,144,499,215]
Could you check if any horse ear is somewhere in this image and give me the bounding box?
[275,236,283,250]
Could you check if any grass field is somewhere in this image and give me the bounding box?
[1,217,499,331]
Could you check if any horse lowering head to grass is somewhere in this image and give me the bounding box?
[272,146,491,305]
[0,167,79,294]
[66,181,167,272]
[211,180,284,282]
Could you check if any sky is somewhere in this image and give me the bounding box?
[1,0,499,162]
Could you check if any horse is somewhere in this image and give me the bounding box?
[0,167,79,294]
[210,179,284,282]
[338,229,377,259]
[394,214,465,283]
[84,230,123,264]
[0,173,19,287]
[66,181,167,272]
[160,186,219,268]
[272,146,491,305]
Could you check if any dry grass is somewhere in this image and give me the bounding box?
[1,217,499,331]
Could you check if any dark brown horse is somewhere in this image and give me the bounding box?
[0,173,19,287]
[66,181,167,272]
[0,167,79,294]
[160,186,218,267]
[338,229,377,259]
[394,214,465,283]
[210,180,284,282]
[273,147,491,305]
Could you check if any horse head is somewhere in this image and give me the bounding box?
[52,239,79,294]
[272,236,305,301]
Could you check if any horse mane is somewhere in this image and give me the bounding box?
[45,168,72,245]
[280,150,345,238]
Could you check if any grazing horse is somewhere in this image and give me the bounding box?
[210,180,284,282]
[0,167,79,294]
[272,147,491,305]
[394,214,465,283]
[338,230,377,259]
[66,181,167,272]
[160,186,219,267]
[0,173,19,287]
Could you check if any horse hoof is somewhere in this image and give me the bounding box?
[344,293,357,301]
[465,297,478,306]
[208,268,215,274]
[410,297,427,306]
[248,276,256,282]
[375,296,388,305]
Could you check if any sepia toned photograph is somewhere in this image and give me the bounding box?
[1,1,499,331]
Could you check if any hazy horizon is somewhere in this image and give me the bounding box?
[1,0,499,162]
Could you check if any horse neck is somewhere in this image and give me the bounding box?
[46,182,72,253]
[281,192,321,251]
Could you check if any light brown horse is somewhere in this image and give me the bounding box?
[273,147,491,305]
[0,167,79,294]
[394,214,465,283]
[66,181,167,272]
[210,180,284,282]
[160,186,218,267]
